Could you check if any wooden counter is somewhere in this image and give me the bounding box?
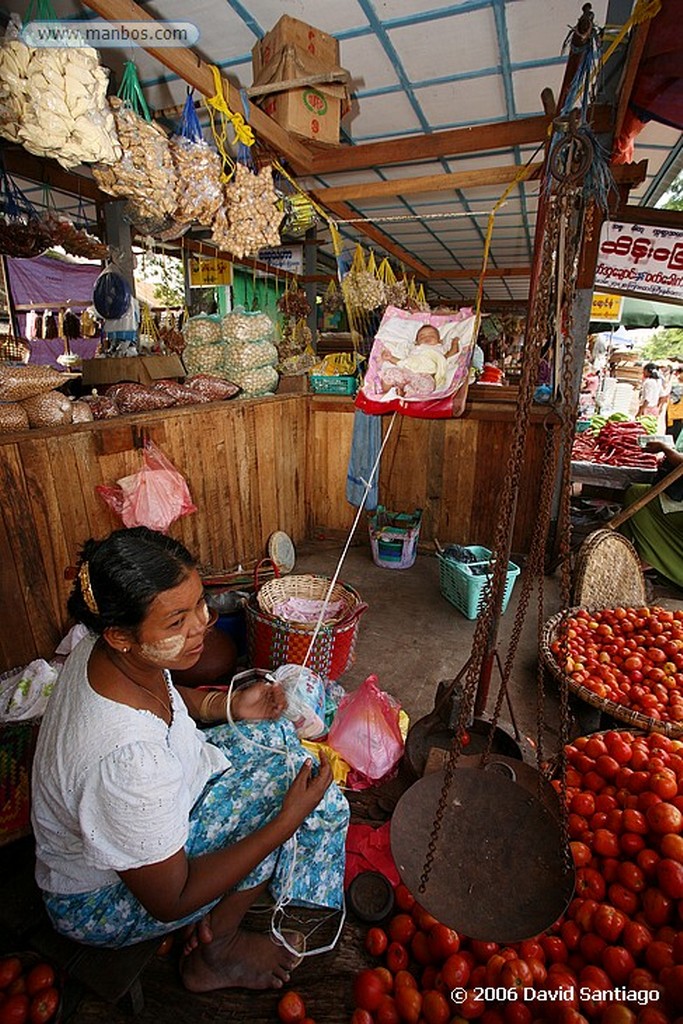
[0,388,557,671]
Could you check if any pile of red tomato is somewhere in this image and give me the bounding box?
[549,607,683,725]
[0,957,60,1024]
[350,729,683,1023]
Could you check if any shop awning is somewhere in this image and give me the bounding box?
[590,296,683,332]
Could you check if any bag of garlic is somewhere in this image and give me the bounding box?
[225,364,280,399]
[221,309,275,344]
[92,62,176,222]
[223,338,279,373]
[170,92,223,228]
[182,315,223,348]
[182,343,227,376]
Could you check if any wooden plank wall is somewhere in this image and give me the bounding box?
[309,396,557,552]
[0,397,310,672]
[0,393,555,672]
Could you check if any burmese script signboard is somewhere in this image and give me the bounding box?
[594,221,683,303]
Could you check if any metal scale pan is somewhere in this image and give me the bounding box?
[390,768,575,944]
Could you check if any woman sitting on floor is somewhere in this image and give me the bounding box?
[620,438,683,589]
[31,526,349,992]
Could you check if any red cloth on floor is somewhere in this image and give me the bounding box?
[344,821,400,888]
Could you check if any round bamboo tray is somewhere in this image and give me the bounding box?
[572,529,646,610]
[540,608,683,738]
[256,574,362,628]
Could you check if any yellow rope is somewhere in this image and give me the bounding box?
[203,65,254,181]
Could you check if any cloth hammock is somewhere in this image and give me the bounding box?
[355,305,477,419]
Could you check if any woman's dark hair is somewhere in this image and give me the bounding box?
[68,527,196,634]
[644,362,660,379]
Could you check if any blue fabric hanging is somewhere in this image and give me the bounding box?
[346,409,382,510]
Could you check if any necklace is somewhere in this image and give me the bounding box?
[134,679,172,720]
[103,644,172,720]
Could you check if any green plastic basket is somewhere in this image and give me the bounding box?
[437,545,520,620]
[309,374,358,395]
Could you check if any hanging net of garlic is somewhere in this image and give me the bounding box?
[341,245,386,313]
[212,163,284,259]
[0,16,121,168]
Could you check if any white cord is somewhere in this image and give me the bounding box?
[302,411,399,671]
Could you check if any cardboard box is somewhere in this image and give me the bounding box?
[253,47,348,145]
[277,374,310,395]
[252,14,339,80]
[81,355,185,388]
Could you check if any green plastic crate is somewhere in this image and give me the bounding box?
[437,545,520,620]
[309,374,358,395]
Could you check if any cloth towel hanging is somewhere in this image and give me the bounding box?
[346,408,382,510]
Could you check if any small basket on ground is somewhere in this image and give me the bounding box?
[540,608,683,738]
[247,575,367,681]
[437,544,520,620]
[368,506,422,570]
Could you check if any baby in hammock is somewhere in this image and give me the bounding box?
[379,323,460,397]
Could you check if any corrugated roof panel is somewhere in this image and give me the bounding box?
[340,34,403,92]
[344,91,423,138]
[506,0,609,64]
[512,65,565,116]
[238,0,365,35]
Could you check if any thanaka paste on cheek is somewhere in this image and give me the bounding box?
[139,634,186,663]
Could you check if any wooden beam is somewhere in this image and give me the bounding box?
[428,266,530,280]
[80,0,313,173]
[611,160,648,187]
[612,205,683,231]
[311,162,543,204]
[308,115,552,175]
[307,106,612,176]
[3,148,104,203]
[613,17,652,145]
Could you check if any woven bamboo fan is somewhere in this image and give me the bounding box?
[572,529,646,609]
[540,609,683,738]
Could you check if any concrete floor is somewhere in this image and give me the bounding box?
[292,537,565,756]
[292,532,683,758]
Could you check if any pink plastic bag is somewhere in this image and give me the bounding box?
[96,440,197,533]
[326,674,404,781]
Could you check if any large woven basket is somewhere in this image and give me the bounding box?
[540,608,683,738]
[572,529,646,609]
[246,578,367,681]
[256,574,360,628]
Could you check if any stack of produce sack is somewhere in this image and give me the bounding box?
[181,311,279,398]
[221,310,279,398]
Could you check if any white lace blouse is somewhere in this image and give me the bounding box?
[31,634,229,894]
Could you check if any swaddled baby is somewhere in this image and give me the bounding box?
[379,323,459,397]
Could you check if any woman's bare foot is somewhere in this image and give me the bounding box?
[180,929,303,992]
[182,914,213,956]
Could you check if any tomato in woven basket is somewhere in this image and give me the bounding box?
[0,954,62,1024]
[549,606,683,726]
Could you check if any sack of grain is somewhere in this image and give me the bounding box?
[106,382,177,413]
[185,374,240,401]
[0,365,70,401]
[0,402,29,433]
[21,390,73,427]
[71,400,94,423]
